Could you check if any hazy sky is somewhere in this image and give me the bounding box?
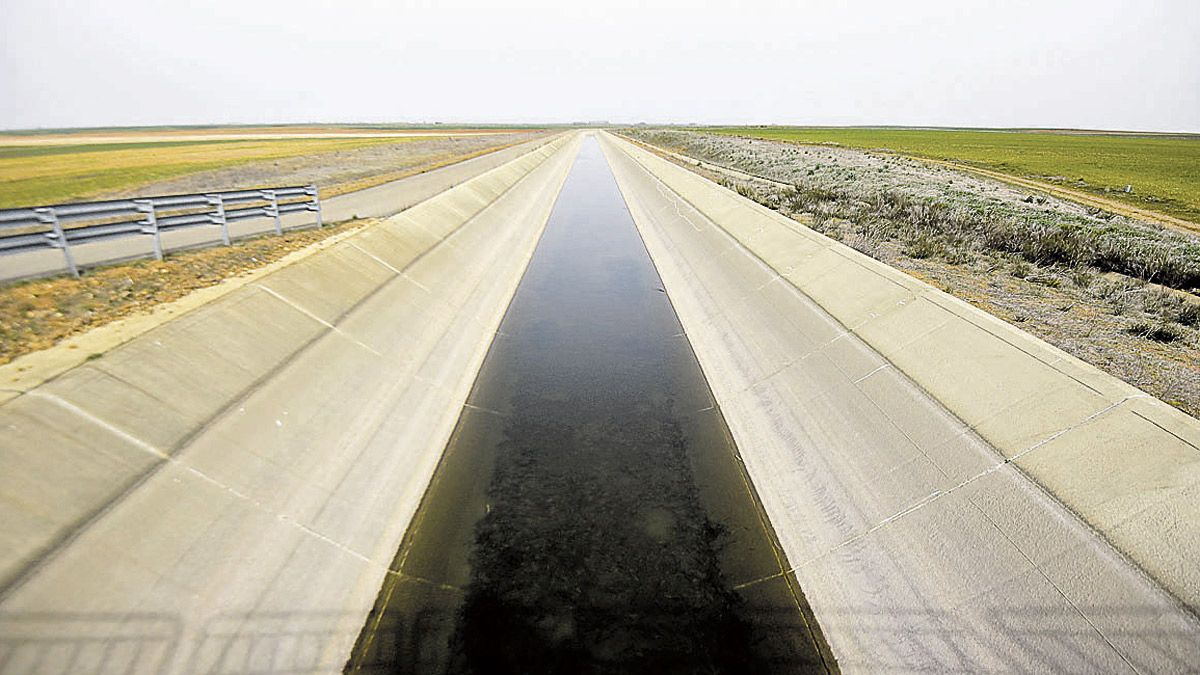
[1,0,1197,131]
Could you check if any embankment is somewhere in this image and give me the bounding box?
[0,133,581,674]
[601,131,1200,672]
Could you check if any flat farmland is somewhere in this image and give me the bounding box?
[707,127,1200,226]
[0,125,519,146]
[0,126,545,208]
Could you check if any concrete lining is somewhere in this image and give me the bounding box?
[600,132,1200,672]
[0,132,581,674]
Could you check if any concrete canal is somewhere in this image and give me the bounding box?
[345,136,834,674]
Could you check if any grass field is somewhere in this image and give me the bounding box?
[705,127,1200,224]
[0,135,435,208]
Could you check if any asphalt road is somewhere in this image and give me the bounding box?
[0,135,558,282]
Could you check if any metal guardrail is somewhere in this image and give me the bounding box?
[0,185,322,277]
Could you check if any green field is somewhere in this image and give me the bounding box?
[705,127,1200,224]
[0,136,424,208]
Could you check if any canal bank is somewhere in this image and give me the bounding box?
[599,132,1200,672]
[346,136,834,674]
[0,133,581,675]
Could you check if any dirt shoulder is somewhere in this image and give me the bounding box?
[623,130,1200,419]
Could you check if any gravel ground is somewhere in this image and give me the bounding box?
[625,129,1200,418]
[94,132,547,200]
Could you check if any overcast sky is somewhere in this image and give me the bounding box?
[1,0,1197,131]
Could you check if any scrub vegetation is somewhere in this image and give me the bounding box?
[624,129,1200,418]
[705,126,1200,225]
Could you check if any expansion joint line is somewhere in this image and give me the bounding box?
[731,569,791,591]
[28,391,168,460]
[353,398,478,668]
[795,394,1149,571]
[347,242,403,276]
[651,177,704,232]
[350,564,467,671]
[255,284,383,357]
[23,391,385,571]
[463,402,506,418]
[973,497,1144,674]
[1003,394,1148,465]
[732,325,854,397]
[854,363,892,384]
[346,242,432,292]
[380,569,464,594]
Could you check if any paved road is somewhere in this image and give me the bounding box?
[0,134,559,282]
[600,132,1200,672]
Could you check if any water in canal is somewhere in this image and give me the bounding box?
[346,136,833,674]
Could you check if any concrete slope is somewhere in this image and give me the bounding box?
[599,132,1200,672]
[1,133,561,281]
[0,132,581,675]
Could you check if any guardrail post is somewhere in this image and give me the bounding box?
[135,200,163,260]
[307,185,323,228]
[262,189,282,235]
[4,182,329,279]
[36,207,78,278]
[207,194,231,245]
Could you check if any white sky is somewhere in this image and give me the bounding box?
[1,0,1197,131]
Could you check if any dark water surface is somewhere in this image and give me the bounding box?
[346,137,834,674]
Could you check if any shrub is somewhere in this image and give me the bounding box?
[1069,268,1094,288]
[642,129,1200,293]
[1143,287,1200,327]
[904,235,941,259]
[1125,321,1186,343]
